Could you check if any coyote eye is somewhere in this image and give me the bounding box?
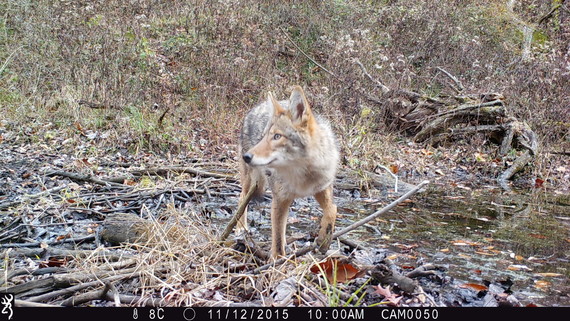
[273,133,282,140]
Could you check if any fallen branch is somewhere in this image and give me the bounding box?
[45,170,125,187]
[24,267,140,302]
[498,150,533,190]
[60,282,111,306]
[102,293,170,307]
[15,300,61,307]
[537,0,565,25]
[252,180,429,273]
[4,247,129,261]
[219,183,258,241]
[130,166,236,180]
[436,66,464,92]
[0,235,95,249]
[0,185,66,210]
[370,258,417,293]
[406,263,441,278]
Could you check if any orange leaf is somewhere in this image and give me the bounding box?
[310,258,360,283]
[529,234,546,239]
[534,272,562,277]
[74,121,84,133]
[389,164,399,174]
[459,283,488,292]
[534,280,550,291]
[452,240,479,246]
[40,257,69,268]
[56,234,71,241]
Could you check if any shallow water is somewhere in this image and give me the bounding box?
[220,184,570,306]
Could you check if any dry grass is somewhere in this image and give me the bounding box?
[68,204,336,306]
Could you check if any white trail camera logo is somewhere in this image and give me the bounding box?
[1,294,13,320]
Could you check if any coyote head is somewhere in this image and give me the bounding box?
[243,86,317,168]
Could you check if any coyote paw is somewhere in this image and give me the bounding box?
[315,231,333,254]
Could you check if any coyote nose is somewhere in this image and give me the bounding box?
[243,153,253,164]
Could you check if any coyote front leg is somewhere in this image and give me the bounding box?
[271,196,293,258]
[314,186,337,254]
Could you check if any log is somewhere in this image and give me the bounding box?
[99,213,152,245]
[413,100,505,142]
[370,261,417,293]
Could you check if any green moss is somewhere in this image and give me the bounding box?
[532,29,549,45]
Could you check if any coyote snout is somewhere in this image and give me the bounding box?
[237,86,339,258]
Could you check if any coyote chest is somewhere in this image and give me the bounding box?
[268,160,336,199]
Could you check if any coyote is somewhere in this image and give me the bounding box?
[238,86,339,258]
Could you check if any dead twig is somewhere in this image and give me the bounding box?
[280,27,335,77]
[0,235,95,249]
[131,166,236,180]
[435,67,464,92]
[0,185,66,210]
[45,170,125,187]
[60,282,111,306]
[219,183,258,241]
[15,300,61,307]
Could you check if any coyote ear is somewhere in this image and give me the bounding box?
[288,86,311,125]
[268,91,286,116]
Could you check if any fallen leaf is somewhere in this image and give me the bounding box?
[39,257,69,268]
[389,164,399,174]
[372,285,402,306]
[474,152,487,162]
[507,264,532,271]
[452,240,479,246]
[420,149,433,156]
[74,121,85,133]
[475,250,498,256]
[459,283,488,292]
[529,234,546,239]
[310,258,360,284]
[534,178,544,188]
[533,280,550,291]
[386,254,399,260]
[56,234,71,241]
[534,273,563,277]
